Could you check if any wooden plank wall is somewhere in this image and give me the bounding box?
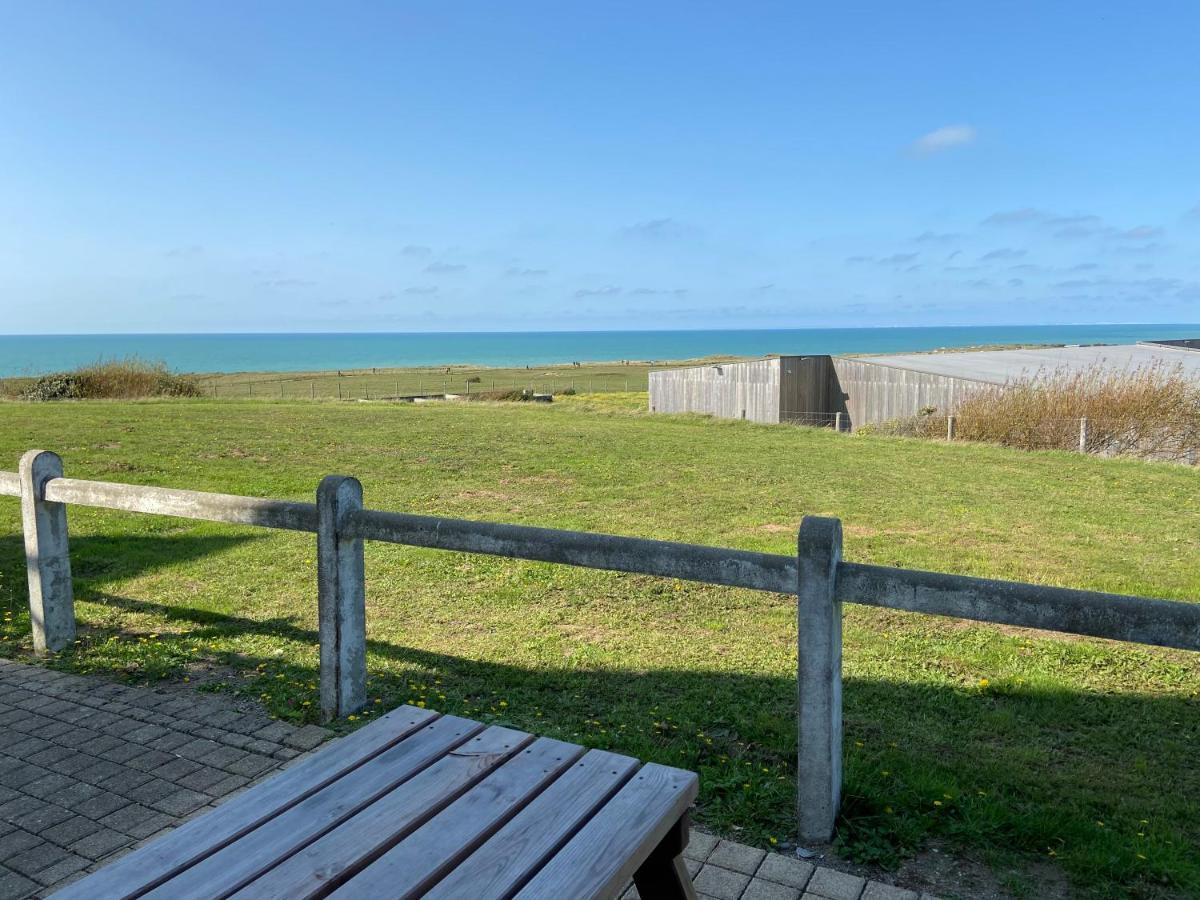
[779,356,833,421]
[648,358,783,423]
[830,358,982,428]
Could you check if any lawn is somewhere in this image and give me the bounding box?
[0,395,1197,898]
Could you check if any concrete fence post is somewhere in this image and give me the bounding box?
[947,415,956,441]
[833,411,843,432]
[796,515,843,843]
[1079,417,1088,453]
[317,475,368,721]
[19,450,75,654]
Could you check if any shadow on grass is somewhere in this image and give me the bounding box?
[0,532,261,592]
[0,532,1196,897]
[49,589,1200,900]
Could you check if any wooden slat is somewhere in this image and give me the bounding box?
[328,737,585,900]
[53,705,439,900]
[231,726,537,900]
[143,715,487,900]
[423,749,642,900]
[513,763,699,900]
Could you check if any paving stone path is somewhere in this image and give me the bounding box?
[0,659,330,899]
[0,659,941,900]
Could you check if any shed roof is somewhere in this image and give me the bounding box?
[838,342,1200,385]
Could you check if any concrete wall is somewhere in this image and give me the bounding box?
[830,358,981,429]
[649,358,784,424]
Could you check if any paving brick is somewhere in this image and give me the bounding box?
[69,827,133,861]
[43,780,102,809]
[41,815,102,848]
[175,738,223,762]
[74,791,129,821]
[691,835,715,864]
[282,724,330,751]
[21,773,77,801]
[147,731,195,753]
[8,802,73,834]
[861,885,919,900]
[124,778,177,806]
[197,745,247,769]
[82,734,127,757]
[225,754,277,778]
[0,829,41,858]
[127,749,179,773]
[25,746,75,769]
[252,721,293,743]
[744,879,803,900]
[6,841,69,877]
[149,789,210,818]
[806,867,867,900]
[757,854,816,890]
[53,752,107,778]
[0,764,51,790]
[693,864,753,900]
[96,770,154,795]
[55,728,104,750]
[98,804,174,839]
[203,773,250,798]
[31,851,90,887]
[73,759,125,786]
[708,839,767,875]
[243,739,283,756]
[151,757,204,782]
[0,869,38,900]
[3,737,53,760]
[174,766,232,793]
[99,742,148,765]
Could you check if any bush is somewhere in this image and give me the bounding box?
[914,363,1200,461]
[21,358,202,401]
[466,389,531,402]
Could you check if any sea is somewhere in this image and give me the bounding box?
[1,324,1197,377]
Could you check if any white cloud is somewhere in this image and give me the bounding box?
[910,124,977,156]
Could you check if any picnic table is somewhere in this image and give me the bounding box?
[54,705,699,899]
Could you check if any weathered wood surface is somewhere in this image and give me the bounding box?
[423,749,640,900]
[514,762,699,900]
[142,716,487,900]
[52,705,437,900]
[60,709,697,900]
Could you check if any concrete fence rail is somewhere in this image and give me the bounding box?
[2,448,1198,843]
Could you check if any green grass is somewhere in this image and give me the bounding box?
[0,395,1197,898]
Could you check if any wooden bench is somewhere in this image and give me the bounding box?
[54,705,699,899]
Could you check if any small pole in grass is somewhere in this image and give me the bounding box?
[833,411,842,432]
[1079,417,1088,453]
[947,415,956,441]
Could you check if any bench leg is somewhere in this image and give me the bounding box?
[632,812,697,900]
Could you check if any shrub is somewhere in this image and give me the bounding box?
[21,358,202,401]
[466,389,531,402]
[917,363,1200,461]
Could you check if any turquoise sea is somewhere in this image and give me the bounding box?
[1,324,1197,377]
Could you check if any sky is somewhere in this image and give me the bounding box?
[2,1,1199,334]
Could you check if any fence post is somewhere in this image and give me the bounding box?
[19,450,75,654]
[796,516,843,843]
[1079,417,1088,453]
[947,415,956,441]
[316,475,368,721]
[833,412,842,432]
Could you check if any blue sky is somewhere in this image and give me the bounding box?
[2,1,1199,333]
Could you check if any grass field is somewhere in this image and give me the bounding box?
[197,360,693,399]
[0,395,1197,898]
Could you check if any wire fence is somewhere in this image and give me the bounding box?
[197,371,646,401]
[779,409,1200,463]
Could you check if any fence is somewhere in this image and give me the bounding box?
[2,449,1199,843]
[200,371,643,400]
[780,410,1199,462]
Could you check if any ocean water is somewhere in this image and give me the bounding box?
[0,324,1197,377]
